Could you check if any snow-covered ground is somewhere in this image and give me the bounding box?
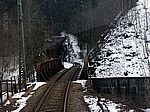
[91,0,150,78]
[75,80,136,112]
[11,92,30,112]
[4,82,46,112]
[0,92,12,103]
[84,96,136,112]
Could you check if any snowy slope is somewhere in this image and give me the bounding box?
[63,33,84,65]
[10,82,46,112]
[91,0,150,78]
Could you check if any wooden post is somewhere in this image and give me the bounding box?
[0,81,3,106]
[6,81,9,100]
[11,77,13,95]
[32,70,34,82]
[14,76,18,93]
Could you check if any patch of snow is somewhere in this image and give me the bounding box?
[4,100,11,106]
[32,82,46,90]
[66,34,81,62]
[73,80,87,89]
[78,79,135,112]
[104,100,121,112]
[129,110,135,112]
[0,92,12,103]
[12,92,26,99]
[63,62,73,69]
[12,94,31,112]
[73,80,87,92]
[84,95,135,112]
[63,33,84,65]
[10,82,46,112]
[84,95,101,112]
[143,108,150,112]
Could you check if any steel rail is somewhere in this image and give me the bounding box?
[34,69,67,112]
[63,65,80,112]
[34,65,80,112]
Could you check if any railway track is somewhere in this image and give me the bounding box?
[34,65,81,112]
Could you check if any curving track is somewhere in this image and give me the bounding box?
[34,65,81,112]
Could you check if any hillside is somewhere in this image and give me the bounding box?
[90,0,150,78]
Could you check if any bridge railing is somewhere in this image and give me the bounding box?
[36,58,64,82]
